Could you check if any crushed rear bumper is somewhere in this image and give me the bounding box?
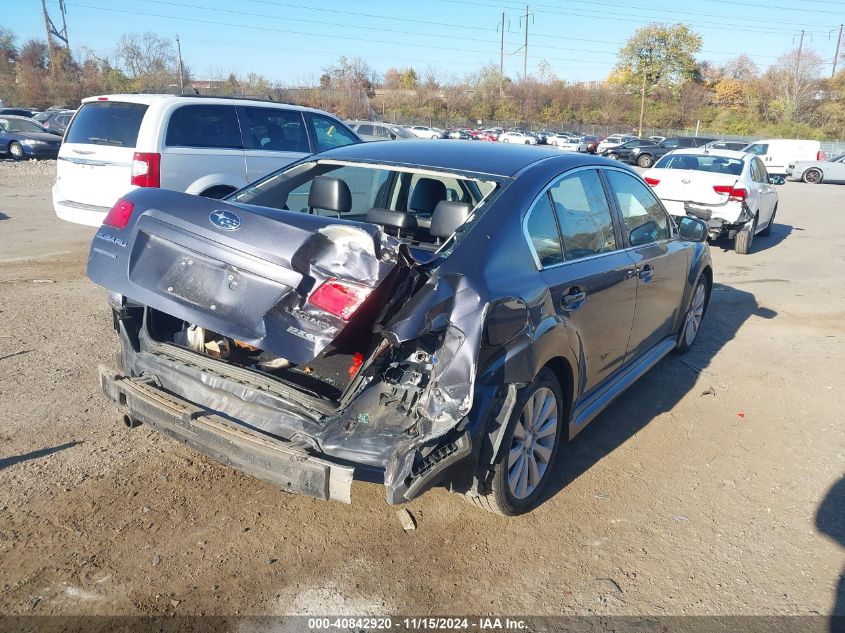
[99,365,354,503]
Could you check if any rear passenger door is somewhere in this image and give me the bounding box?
[161,104,247,195]
[525,168,638,394]
[238,106,311,182]
[604,169,689,361]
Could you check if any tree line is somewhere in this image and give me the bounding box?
[1,25,843,140]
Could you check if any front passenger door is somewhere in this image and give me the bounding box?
[604,169,690,361]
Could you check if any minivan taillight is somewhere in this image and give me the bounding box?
[817,150,826,161]
[131,152,160,188]
[713,185,748,201]
[308,279,371,320]
[102,198,135,229]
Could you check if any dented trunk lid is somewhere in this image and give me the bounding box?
[86,188,398,365]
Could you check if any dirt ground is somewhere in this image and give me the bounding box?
[0,159,843,619]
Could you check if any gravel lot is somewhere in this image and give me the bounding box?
[0,160,843,619]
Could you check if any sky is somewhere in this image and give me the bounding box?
[5,0,845,84]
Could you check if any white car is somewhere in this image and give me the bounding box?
[596,134,638,154]
[409,125,443,139]
[786,152,845,184]
[553,136,587,152]
[54,94,359,227]
[499,131,537,145]
[642,148,781,254]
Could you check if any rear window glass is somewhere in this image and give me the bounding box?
[165,104,242,149]
[65,102,148,147]
[655,153,744,176]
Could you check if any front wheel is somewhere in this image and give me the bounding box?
[676,277,710,353]
[802,168,822,184]
[607,153,619,161]
[502,138,509,143]
[9,142,24,160]
[466,368,564,516]
[637,154,653,168]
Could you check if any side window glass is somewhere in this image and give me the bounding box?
[309,114,358,151]
[239,107,308,152]
[746,143,768,156]
[662,138,679,148]
[165,105,242,149]
[549,169,617,261]
[755,158,769,181]
[606,170,670,246]
[525,193,565,267]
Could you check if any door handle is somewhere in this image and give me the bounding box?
[561,287,587,311]
[638,264,654,283]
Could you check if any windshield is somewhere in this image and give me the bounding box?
[655,153,745,176]
[0,118,46,133]
[231,160,497,216]
[65,101,148,147]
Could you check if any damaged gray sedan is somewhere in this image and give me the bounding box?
[88,141,712,515]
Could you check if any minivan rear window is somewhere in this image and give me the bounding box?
[65,102,148,147]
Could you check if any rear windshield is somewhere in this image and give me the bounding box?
[655,153,745,175]
[65,101,148,147]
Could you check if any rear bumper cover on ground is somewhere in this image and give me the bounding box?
[99,365,355,503]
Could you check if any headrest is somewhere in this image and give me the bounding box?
[430,201,472,238]
[366,208,418,231]
[409,178,447,214]
[308,176,352,213]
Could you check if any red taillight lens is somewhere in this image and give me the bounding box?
[817,150,826,161]
[644,176,660,186]
[713,185,747,201]
[102,198,134,229]
[131,152,161,188]
[308,279,371,321]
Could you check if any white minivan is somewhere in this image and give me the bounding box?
[53,94,360,226]
[743,138,824,176]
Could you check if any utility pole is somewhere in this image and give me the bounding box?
[40,0,70,70]
[833,25,843,78]
[522,5,529,83]
[795,29,805,85]
[498,12,505,98]
[175,34,185,94]
[637,69,647,138]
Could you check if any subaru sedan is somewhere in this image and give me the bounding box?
[87,141,712,515]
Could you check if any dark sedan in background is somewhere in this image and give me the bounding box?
[0,115,62,160]
[87,141,712,516]
[600,138,652,161]
[628,136,716,168]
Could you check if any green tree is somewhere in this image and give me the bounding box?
[612,23,702,135]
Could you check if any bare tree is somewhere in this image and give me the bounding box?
[115,32,179,91]
[768,48,824,123]
[722,54,759,81]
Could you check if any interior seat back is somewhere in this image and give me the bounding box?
[409,178,447,215]
[308,176,352,215]
[366,208,418,238]
[430,201,471,243]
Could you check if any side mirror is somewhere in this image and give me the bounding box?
[768,176,785,185]
[677,216,708,242]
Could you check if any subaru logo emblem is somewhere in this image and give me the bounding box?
[209,209,241,231]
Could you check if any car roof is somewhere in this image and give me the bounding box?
[665,147,749,159]
[313,139,593,177]
[81,93,326,114]
[0,115,37,121]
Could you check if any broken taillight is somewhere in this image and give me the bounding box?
[348,352,364,378]
[308,279,371,320]
[713,185,748,201]
[102,198,135,229]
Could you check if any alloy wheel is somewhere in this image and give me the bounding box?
[683,281,707,347]
[507,387,558,500]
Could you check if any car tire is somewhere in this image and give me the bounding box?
[9,142,24,161]
[760,204,777,237]
[637,154,653,168]
[802,168,822,184]
[466,368,564,516]
[734,214,757,255]
[675,275,710,353]
[607,153,619,160]
[524,140,530,145]
[502,138,509,143]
